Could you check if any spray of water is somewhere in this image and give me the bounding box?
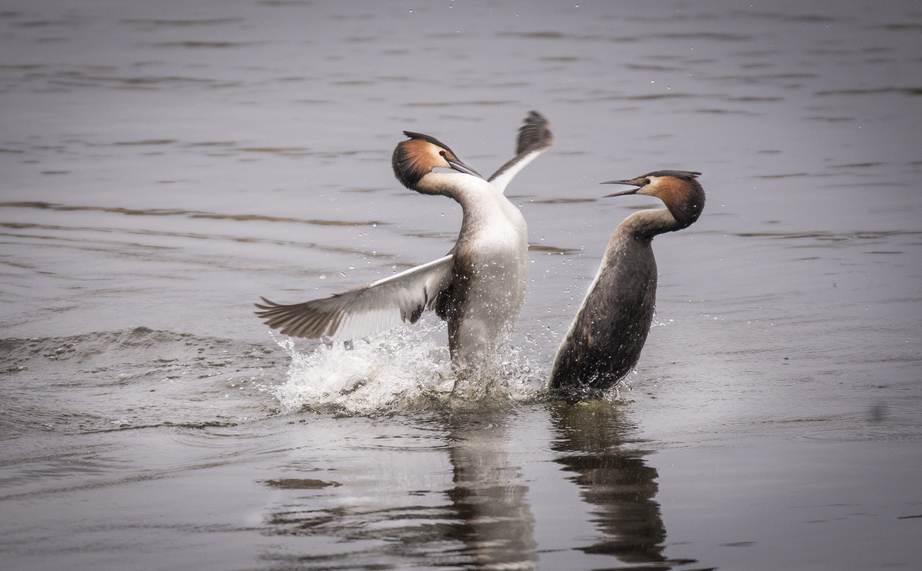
[270,320,545,415]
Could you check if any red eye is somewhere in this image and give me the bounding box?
[644,178,651,185]
[439,151,447,157]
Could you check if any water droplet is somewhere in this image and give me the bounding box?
[320,275,326,280]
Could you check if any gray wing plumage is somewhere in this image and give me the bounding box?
[255,255,454,341]
[488,110,554,194]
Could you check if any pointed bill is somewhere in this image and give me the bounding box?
[601,179,643,198]
[447,157,482,178]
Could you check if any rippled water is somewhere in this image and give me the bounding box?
[2,1,922,569]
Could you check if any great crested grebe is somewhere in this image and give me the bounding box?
[548,170,705,398]
[256,112,553,383]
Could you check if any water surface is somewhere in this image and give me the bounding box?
[2,1,921,569]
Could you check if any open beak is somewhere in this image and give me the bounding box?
[447,157,482,178]
[601,179,642,198]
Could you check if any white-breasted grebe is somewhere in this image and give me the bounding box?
[257,112,553,382]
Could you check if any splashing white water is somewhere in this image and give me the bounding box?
[270,320,544,414]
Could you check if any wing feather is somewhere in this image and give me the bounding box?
[488,110,554,194]
[255,255,454,341]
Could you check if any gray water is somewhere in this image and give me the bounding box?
[2,1,922,569]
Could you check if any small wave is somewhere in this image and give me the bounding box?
[271,321,545,415]
[0,328,286,435]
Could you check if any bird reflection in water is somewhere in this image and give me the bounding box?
[550,401,672,566]
[257,402,702,569]
[441,402,700,569]
[445,407,539,569]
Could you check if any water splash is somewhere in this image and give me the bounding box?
[270,321,545,414]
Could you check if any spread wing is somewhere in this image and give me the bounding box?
[255,255,454,340]
[488,110,554,194]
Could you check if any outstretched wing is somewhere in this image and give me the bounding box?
[488,110,554,194]
[255,255,454,340]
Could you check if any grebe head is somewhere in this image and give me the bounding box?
[392,131,482,189]
[602,170,705,228]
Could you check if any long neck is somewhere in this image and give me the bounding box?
[416,172,524,248]
[415,172,507,215]
[412,172,472,198]
[621,208,684,241]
